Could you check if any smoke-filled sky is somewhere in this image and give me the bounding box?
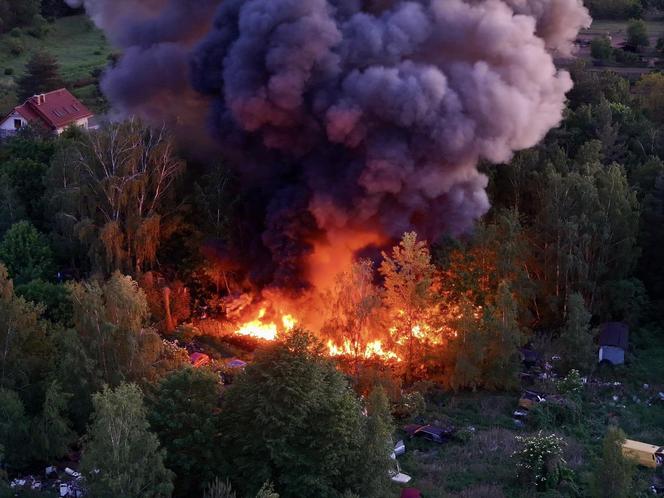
[69,0,591,289]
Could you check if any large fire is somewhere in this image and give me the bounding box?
[234,307,298,341]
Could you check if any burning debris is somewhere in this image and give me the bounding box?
[69,0,590,292]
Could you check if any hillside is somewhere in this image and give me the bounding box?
[0,15,111,115]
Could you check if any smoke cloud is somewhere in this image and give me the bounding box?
[73,0,590,289]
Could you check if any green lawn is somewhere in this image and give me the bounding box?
[0,15,112,115]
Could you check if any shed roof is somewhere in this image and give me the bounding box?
[599,322,629,349]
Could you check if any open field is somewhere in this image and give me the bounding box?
[392,325,664,497]
[0,15,111,115]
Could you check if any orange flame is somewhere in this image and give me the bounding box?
[326,339,402,362]
[234,307,297,340]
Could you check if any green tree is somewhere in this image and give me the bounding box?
[2,158,48,227]
[68,272,167,386]
[557,293,594,373]
[446,297,486,391]
[16,51,64,102]
[0,265,50,399]
[591,427,634,498]
[635,73,664,125]
[16,280,73,325]
[380,232,437,382]
[626,19,649,50]
[482,281,525,389]
[220,330,368,498]
[148,367,222,498]
[48,121,185,275]
[30,380,75,462]
[0,388,30,468]
[0,221,54,285]
[361,386,394,498]
[0,0,41,33]
[81,383,173,498]
[591,36,613,60]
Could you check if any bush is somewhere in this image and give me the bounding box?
[627,19,649,50]
[591,36,613,61]
[555,369,584,398]
[528,398,582,430]
[7,39,24,56]
[4,68,13,76]
[613,48,640,65]
[9,28,22,38]
[513,432,568,491]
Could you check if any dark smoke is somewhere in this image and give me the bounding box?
[72,0,590,289]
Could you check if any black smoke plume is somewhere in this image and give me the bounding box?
[70,0,591,289]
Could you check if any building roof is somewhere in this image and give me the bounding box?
[599,322,629,349]
[7,89,92,131]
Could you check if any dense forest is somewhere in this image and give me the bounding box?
[1,0,664,497]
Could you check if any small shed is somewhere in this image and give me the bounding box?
[598,322,629,365]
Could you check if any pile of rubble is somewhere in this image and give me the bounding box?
[10,466,85,497]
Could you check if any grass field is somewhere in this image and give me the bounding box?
[0,15,112,115]
[392,325,664,497]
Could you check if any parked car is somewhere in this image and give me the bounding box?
[403,423,456,443]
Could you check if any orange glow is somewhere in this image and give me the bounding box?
[306,228,387,292]
[326,339,401,362]
[234,307,297,340]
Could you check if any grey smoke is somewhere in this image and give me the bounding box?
[74,0,591,287]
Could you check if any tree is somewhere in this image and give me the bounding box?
[148,367,222,498]
[380,232,438,382]
[557,293,594,373]
[81,383,173,498]
[49,121,186,275]
[591,427,634,498]
[626,19,649,50]
[30,380,76,462]
[16,280,73,326]
[0,388,30,468]
[635,73,664,125]
[322,260,383,379]
[591,36,613,61]
[68,272,166,386]
[0,221,54,285]
[481,281,525,389]
[0,0,41,33]
[220,330,369,498]
[446,297,486,391]
[0,265,50,399]
[16,51,64,102]
[361,386,394,498]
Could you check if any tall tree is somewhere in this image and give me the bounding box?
[322,260,383,379]
[68,272,165,385]
[361,386,394,498]
[482,281,525,389]
[557,292,594,373]
[30,380,75,462]
[16,52,64,102]
[48,121,186,275]
[0,388,30,468]
[626,19,649,50]
[220,330,369,498]
[81,383,173,498]
[591,427,634,498]
[380,232,437,382]
[0,265,50,399]
[0,220,54,285]
[148,367,222,498]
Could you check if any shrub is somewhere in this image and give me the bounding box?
[9,28,22,38]
[7,38,24,56]
[513,432,568,490]
[3,68,13,76]
[555,369,584,398]
[591,36,613,61]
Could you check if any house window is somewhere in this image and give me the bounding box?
[14,119,22,130]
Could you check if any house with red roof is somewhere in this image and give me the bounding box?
[0,88,93,137]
